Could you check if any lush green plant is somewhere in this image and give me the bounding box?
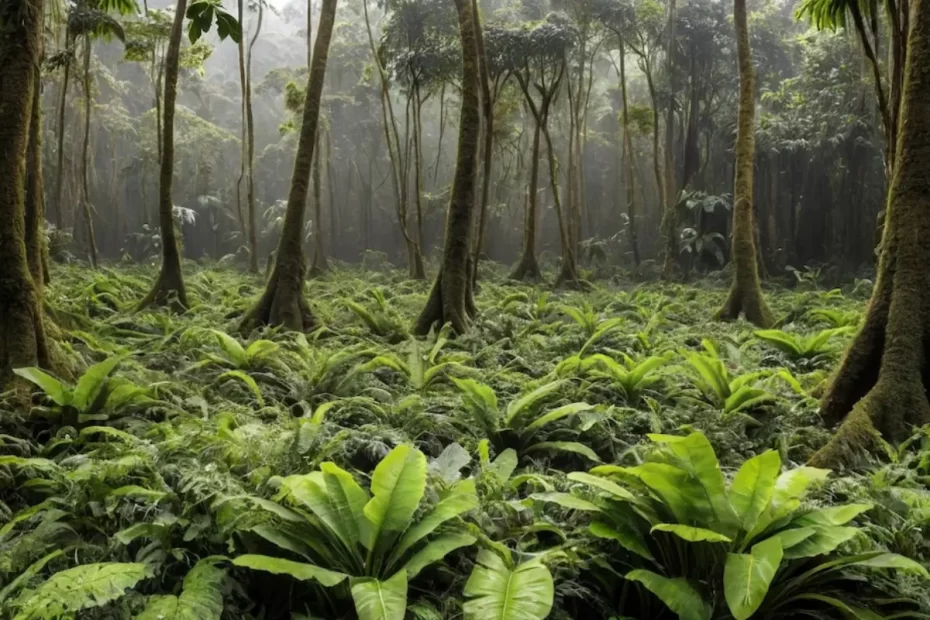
[344,289,408,342]
[225,445,477,620]
[541,432,929,619]
[452,378,600,462]
[754,327,854,361]
[13,357,155,425]
[681,341,776,416]
[463,549,555,620]
[363,326,471,392]
[557,352,673,403]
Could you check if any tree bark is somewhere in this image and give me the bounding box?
[716,0,773,328]
[509,114,543,281]
[810,0,930,467]
[80,37,99,268]
[309,131,328,275]
[660,0,678,280]
[618,42,640,266]
[1,0,52,379]
[54,46,71,231]
[414,0,481,335]
[137,0,190,311]
[245,0,262,273]
[240,0,338,332]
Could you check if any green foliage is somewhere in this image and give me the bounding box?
[681,341,777,416]
[463,549,555,620]
[186,0,241,43]
[754,326,853,361]
[226,445,477,619]
[137,559,226,620]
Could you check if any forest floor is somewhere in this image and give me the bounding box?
[2,261,929,619]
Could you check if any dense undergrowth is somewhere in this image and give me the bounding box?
[2,261,930,619]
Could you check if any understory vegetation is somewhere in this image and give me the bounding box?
[2,262,929,619]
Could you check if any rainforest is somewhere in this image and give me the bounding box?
[2,0,930,617]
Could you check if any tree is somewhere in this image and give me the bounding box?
[414,0,482,335]
[715,0,773,327]
[0,0,53,379]
[659,0,677,279]
[498,16,573,282]
[809,0,930,467]
[236,0,263,273]
[137,0,240,310]
[239,0,337,332]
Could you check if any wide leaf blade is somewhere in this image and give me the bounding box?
[625,569,710,620]
[724,537,783,620]
[350,571,408,620]
[463,550,554,620]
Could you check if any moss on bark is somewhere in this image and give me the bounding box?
[240,0,338,333]
[415,0,481,335]
[0,0,52,381]
[716,0,773,328]
[810,0,930,468]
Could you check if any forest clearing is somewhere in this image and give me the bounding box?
[3,0,930,614]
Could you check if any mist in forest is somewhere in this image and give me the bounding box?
[43,0,884,277]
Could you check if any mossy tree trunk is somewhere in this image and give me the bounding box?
[26,48,47,292]
[542,124,583,289]
[414,0,481,335]
[245,0,262,273]
[235,0,250,257]
[137,0,190,311]
[54,44,71,230]
[80,37,99,268]
[470,0,493,286]
[810,0,930,467]
[618,42,640,266]
[1,0,52,379]
[240,0,337,332]
[716,0,773,328]
[309,131,328,276]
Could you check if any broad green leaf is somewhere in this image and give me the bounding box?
[12,367,70,406]
[525,402,593,430]
[789,594,884,620]
[137,559,225,620]
[769,526,816,550]
[772,467,831,504]
[428,443,471,484]
[402,533,476,579]
[625,569,710,620]
[231,555,347,587]
[217,370,264,406]
[624,463,703,523]
[463,550,554,620]
[567,471,635,501]
[487,448,517,481]
[724,537,783,620]
[12,562,150,620]
[388,481,477,570]
[363,445,427,553]
[525,441,601,462]
[504,380,565,425]
[651,524,732,543]
[321,462,370,549]
[728,450,781,532]
[782,525,859,559]
[590,521,654,561]
[211,330,247,366]
[351,571,408,620]
[648,433,735,526]
[794,503,873,527]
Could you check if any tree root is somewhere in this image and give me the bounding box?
[716,281,774,328]
[414,267,473,336]
[509,252,541,282]
[136,265,188,313]
[239,259,315,334]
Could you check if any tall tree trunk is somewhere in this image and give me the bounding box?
[240,0,337,332]
[543,124,582,289]
[245,0,262,273]
[54,48,71,230]
[618,42,640,266]
[644,63,665,245]
[26,52,47,291]
[137,0,190,311]
[716,0,773,327]
[413,84,426,254]
[660,0,678,280]
[810,0,930,467]
[414,0,480,335]
[1,0,52,379]
[509,103,542,281]
[310,131,328,275]
[470,1,493,286]
[80,37,98,268]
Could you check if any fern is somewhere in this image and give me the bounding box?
[10,563,151,619]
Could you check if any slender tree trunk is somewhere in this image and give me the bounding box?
[810,0,930,467]
[660,0,678,280]
[413,84,426,253]
[245,0,262,273]
[543,124,582,289]
[618,43,640,266]
[644,63,666,244]
[415,0,481,335]
[716,0,773,327]
[80,37,98,268]
[509,104,543,281]
[137,0,190,311]
[26,52,47,292]
[240,0,338,332]
[1,0,52,379]
[470,2,492,287]
[54,49,71,230]
[310,131,328,275]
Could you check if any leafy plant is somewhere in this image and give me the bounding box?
[13,356,153,425]
[463,549,555,620]
[754,327,853,361]
[559,352,673,403]
[681,341,776,415]
[226,445,477,620]
[344,289,407,342]
[543,432,929,619]
[452,378,600,462]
